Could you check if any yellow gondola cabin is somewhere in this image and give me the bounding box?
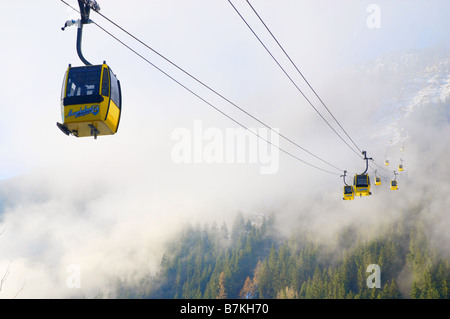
[354,174,372,197]
[57,63,122,139]
[343,185,355,200]
[375,177,381,185]
[390,180,398,190]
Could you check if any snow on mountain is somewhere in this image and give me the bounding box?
[359,49,450,146]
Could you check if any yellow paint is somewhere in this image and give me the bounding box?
[59,64,121,138]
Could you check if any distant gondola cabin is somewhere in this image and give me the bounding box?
[375,177,381,185]
[390,180,398,190]
[58,63,122,138]
[343,185,355,200]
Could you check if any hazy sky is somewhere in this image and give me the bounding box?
[0,0,449,298]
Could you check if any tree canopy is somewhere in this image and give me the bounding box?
[113,208,449,299]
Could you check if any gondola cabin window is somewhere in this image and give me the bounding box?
[355,174,369,187]
[67,66,101,97]
[110,69,121,109]
[101,68,109,96]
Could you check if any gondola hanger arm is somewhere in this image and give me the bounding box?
[361,150,373,174]
[340,170,349,186]
[61,0,101,66]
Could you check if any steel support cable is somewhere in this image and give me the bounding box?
[89,3,346,173]
[228,0,364,161]
[245,0,397,178]
[93,20,341,176]
[370,160,394,175]
[370,165,387,180]
[245,0,399,180]
[59,0,341,176]
[245,0,363,155]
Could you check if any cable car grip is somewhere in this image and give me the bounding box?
[61,1,101,66]
[340,170,349,186]
[361,150,373,175]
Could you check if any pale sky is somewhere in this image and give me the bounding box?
[0,0,449,298]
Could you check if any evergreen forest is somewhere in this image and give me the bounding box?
[113,205,449,299]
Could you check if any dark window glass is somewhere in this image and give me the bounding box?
[66,66,102,98]
[109,69,121,109]
[101,68,110,96]
[355,174,368,187]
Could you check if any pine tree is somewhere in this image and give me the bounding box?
[276,286,299,299]
[410,281,422,299]
[239,276,256,299]
[382,280,401,299]
[217,271,228,299]
[252,260,263,299]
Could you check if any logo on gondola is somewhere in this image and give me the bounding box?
[67,105,100,118]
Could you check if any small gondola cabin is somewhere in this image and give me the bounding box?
[390,180,398,190]
[343,185,355,200]
[57,63,122,138]
[375,177,381,185]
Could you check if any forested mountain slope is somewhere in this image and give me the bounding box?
[113,205,449,299]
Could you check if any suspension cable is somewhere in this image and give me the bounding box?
[228,0,364,160]
[245,0,363,155]
[89,2,346,173]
